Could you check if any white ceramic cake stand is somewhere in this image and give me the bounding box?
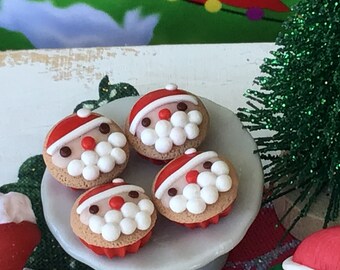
[41,96,263,270]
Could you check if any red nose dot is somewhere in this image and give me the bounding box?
[81,136,96,150]
[109,196,125,210]
[158,108,171,120]
[186,170,199,183]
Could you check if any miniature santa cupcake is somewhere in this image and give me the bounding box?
[0,192,41,269]
[125,84,209,163]
[282,226,340,270]
[151,148,238,228]
[70,178,157,258]
[43,109,129,189]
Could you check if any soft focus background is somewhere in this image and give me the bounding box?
[0,0,299,50]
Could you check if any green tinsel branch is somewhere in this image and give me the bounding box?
[237,0,340,229]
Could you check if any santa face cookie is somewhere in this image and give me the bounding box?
[43,109,129,189]
[70,179,157,258]
[152,149,238,228]
[282,226,340,270]
[0,192,41,269]
[126,84,209,161]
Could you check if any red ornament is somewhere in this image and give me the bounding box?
[189,0,290,12]
[158,108,171,120]
[186,170,199,183]
[81,136,96,150]
[109,196,125,210]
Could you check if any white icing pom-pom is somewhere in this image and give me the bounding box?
[200,186,219,205]
[101,223,121,241]
[67,160,85,176]
[135,211,152,230]
[184,123,199,140]
[186,198,206,214]
[155,137,173,153]
[197,171,217,187]
[108,132,127,148]
[110,147,127,165]
[138,199,154,215]
[216,174,232,192]
[81,151,99,166]
[112,178,124,184]
[88,215,105,234]
[120,218,137,235]
[155,120,172,137]
[141,128,158,146]
[170,111,189,128]
[95,141,112,157]
[165,83,178,90]
[82,165,100,181]
[120,202,140,218]
[77,108,91,118]
[185,148,197,155]
[169,195,187,213]
[104,210,123,223]
[169,127,187,146]
[211,160,230,176]
[188,110,203,125]
[183,184,201,200]
[97,155,115,173]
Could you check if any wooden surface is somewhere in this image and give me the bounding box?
[0,43,276,186]
[274,190,340,240]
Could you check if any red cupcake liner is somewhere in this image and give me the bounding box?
[80,230,153,258]
[180,205,233,229]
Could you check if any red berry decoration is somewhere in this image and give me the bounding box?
[186,170,199,183]
[81,136,96,150]
[109,196,125,210]
[158,108,171,120]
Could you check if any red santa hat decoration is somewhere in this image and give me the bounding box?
[128,84,198,135]
[283,226,340,270]
[46,109,112,155]
[153,148,219,199]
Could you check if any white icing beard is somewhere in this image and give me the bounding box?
[66,132,127,181]
[167,160,232,215]
[85,199,154,242]
[140,110,203,154]
[0,192,37,224]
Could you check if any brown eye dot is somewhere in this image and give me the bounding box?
[128,191,139,198]
[203,161,212,169]
[168,188,177,197]
[60,146,71,157]
[89,205,99,214]
[142,117,151,127]
[99,123,110,134]
[177,102,188,111]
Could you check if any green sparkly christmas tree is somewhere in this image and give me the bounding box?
[238,0,340,230]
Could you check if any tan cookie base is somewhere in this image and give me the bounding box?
[125,97,209,161]
[43,121,130,189]
[70,193,157,248]
[152,157,238,224]
[273,189,340,240]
